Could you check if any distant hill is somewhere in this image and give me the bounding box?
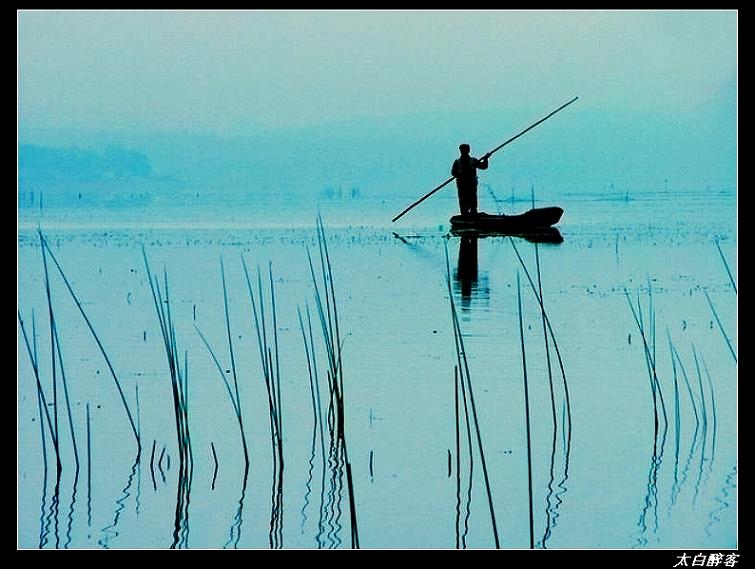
[18,144,163,208]
[19,144,152,183]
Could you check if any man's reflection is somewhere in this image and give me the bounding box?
[452,230,562,313]
[453,235,489,313]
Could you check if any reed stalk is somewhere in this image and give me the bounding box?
[516,272,535,549]
[444,242,500,548]
[41,232,140,452]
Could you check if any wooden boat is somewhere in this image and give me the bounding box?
[449,206,563,233]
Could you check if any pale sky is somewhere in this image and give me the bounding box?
[18,10,737,134]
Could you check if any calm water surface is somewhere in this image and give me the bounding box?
[17,189,737,549]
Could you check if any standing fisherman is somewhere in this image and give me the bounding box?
[451,144,490,216]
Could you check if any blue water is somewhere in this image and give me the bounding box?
[17,187,737,549]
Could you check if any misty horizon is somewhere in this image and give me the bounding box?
[18,10,737,215]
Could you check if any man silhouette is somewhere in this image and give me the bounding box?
[451,143,490,216]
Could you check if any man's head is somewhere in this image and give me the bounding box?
[459,143,470,156]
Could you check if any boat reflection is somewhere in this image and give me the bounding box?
[450,226,563,244]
